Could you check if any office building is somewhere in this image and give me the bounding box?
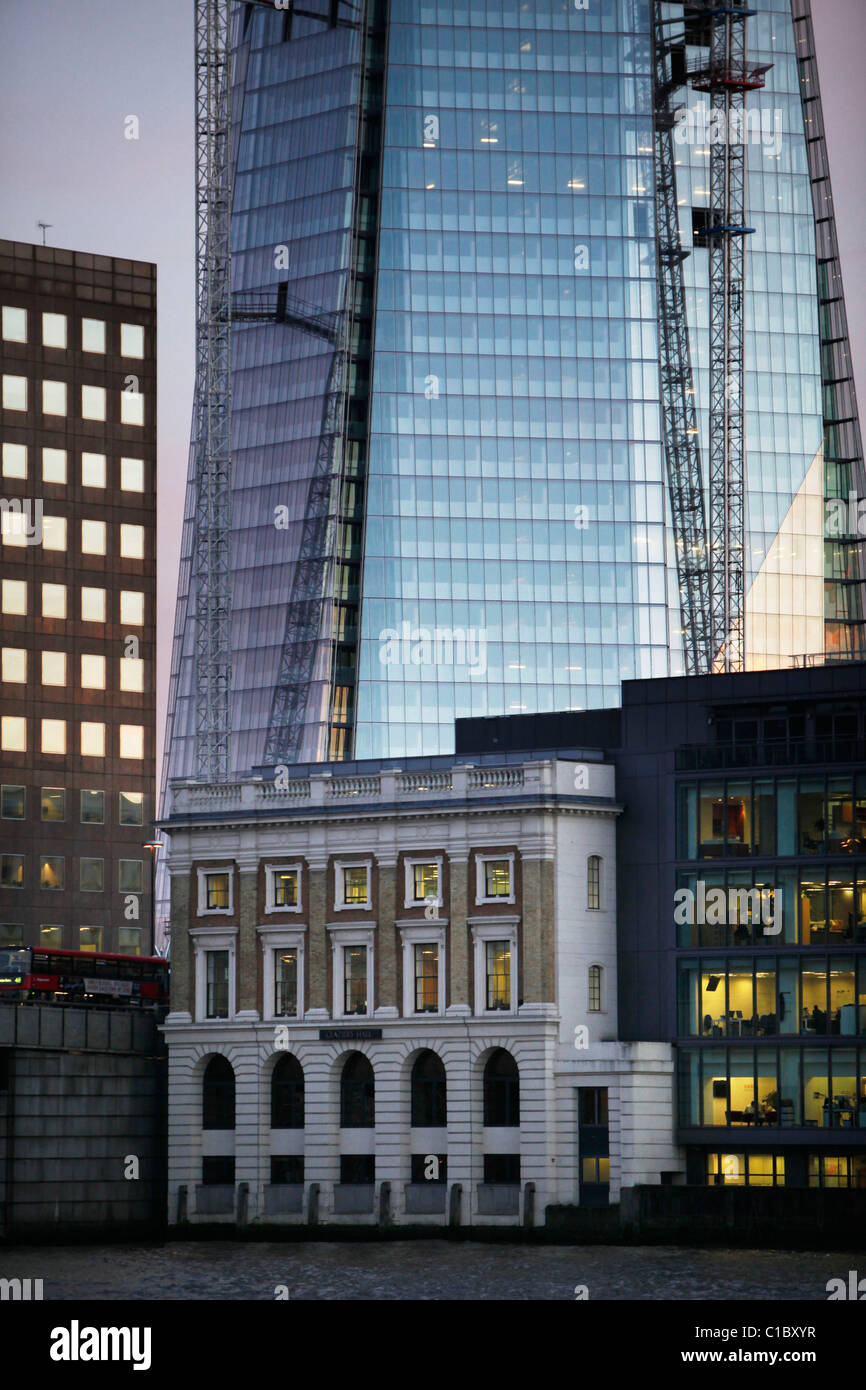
[0,240,157,956]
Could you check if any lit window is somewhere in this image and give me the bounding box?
[2,442,26,478]
[2,579,27,614]
[274,949,298,1016]
[41,651,66,686]
[42,516,67,551]
[120,457,144,491]
[1,307,26,342]
[119,927,141,955]
[81,452,106,488]
[588,964,602,1012]
[2,648,26,683]
[80,859,104,892]
[40,856,65,890]
[81,654,106,689]
[42,583,66,618]
[119,657,143,692]
[2,375,27,410]
[41,788,65,822]
[42,313,67,348]
[81,385,106,420]
[206,951,229,1017]
[482,858,511,899]
[79,927,102,952]
[120,391,144,426]
[414,943,439,1012]
[81,318,105,353]
[204,872,230,911]
[0,924,24,946]
[1,786,25,819]
[485,940,511,1009]
[121,323,145,358]
[119,860,143,893]
[120,591,144,625]
[343,945,368,1014]
[412,862,439,901]
[40,925,62,947]
[343,865,369,905]
[0,856,24,889]
[587,855,602,910]
[42,447,66,483]
[1,716,26,751]
[119,791,143,825]
[119,725,144,760]
[81,789,104,824]
[41,718,66,755]
[42,380,67,415]
[81,519,107,555]
[81,587,106,622]
[80,722,105,758]
[119,524,144,559]
[1,509,27,546]
[272,868,298,908]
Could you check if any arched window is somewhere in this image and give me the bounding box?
[588,964,602,1012]
[411,1050,447,1127]
[587,855,602,910]
[483,1048,519,1127]
[202,1054,235,1130]
[340,1051,374,1128]
[271,1053,304,1129]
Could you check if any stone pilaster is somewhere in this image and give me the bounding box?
[377,863,397,1009]
[169,871,191,1013]
[520,856,556,1003]
[307,866,328,1011]
[448,859,469,1006]
[237,870,259,1014]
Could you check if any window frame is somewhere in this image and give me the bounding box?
[196,864,234,917]
[470,917,519,1018]
[400,921,446,1017]
[191,926,238,1023]
[327,923,375,1020]
[334,859,372,912]
[264,862,303,915]
[475,852,516,906]
[258,925,306,1021]
[403,855,444,911]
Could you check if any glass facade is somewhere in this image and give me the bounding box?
[162,0,859,791]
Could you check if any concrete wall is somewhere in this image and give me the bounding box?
[0,1004,166,1238]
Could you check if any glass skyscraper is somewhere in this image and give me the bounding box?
[162,0,864,793]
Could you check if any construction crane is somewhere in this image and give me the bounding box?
[192,0,359,782]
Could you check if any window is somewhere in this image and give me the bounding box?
[1,509,27,548]
[121,323,145,358]
[344,945,367,1014]
[2,442,26,478]
[264,864,300,913]
[81,654,105,689]
[119,657,143,692]
[0,856,24,889]
[41,517,66,551]
[118,791,142,825]
[206,952,229,1019]
[42,380,67,415]
[2,648,26,683]
[42,312,67,348]
[119,860,143,893]
[120,591,144,625]
[81,319,105,353]
[0,924,24,947]
[81,519,107,555]
[2,579,26,614]
[587,855,602,910]
[81,385,106,420]
[40,857,64,891]
[42,583,66,618]
[476,853,516,903]
[80,723,105,758]
[40,925,62,947]
[411,1050,446,1127]
[41,651,66,686]
[120,391,144,426]
[41,719,66,755]
[79,927,102,953]
[201,870,230,913]
[119,524,144,559]
[41,788,65,822]
[2,376,27,410]
[1,716,26,751]
[341,863,370,907]
[414,943,439,1012]
[411,861,439,902]
[588,964,603,1011]
[42,447,66,483]
[2,307,26,341]
[340,1052,374,1127]
[80,858,104,892]
[1,786,25,819]
[483,1049,520,1126]
[485,940,511,1009]
[202,1055,235,1127]
[81,452,106,488]
[274,949,298,1016]
[271,1054,304,1128]
[81,587,106,622]
[120,457,144,492]
[119,724,144,759]
[484,1154,520,1184]
[271,1156,304,1184]
[81,789,104,824]
[119,926,142,955]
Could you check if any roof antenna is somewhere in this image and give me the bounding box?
[36,221,52,246]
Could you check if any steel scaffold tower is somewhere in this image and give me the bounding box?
[651,3,712,677]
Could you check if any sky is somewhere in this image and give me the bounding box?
[1,0,864,776]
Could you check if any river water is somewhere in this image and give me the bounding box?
[2,1241,860,1300]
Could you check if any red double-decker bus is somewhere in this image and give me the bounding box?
[0,946,168,1008]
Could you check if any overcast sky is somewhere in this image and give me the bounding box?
[1,0,864,774]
